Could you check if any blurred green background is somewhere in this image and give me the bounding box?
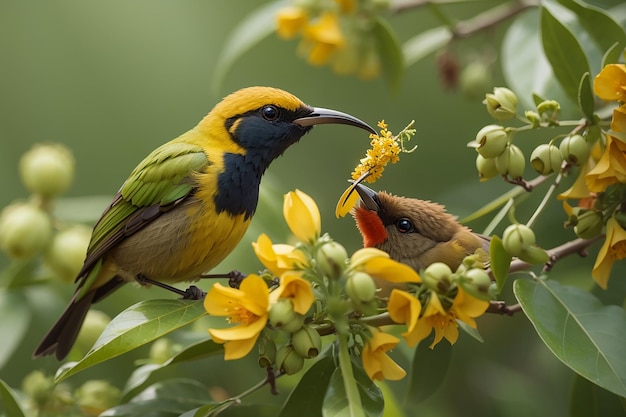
[0,1,612,416]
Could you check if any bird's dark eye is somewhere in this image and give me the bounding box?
[396,218,413,233]
[262,105,279,121]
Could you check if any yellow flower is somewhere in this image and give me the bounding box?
[592,216,626,289]
[204,274,269,360]
[361,331,406,381]
[252,233,307,276]
[594,64,626,102]
[413,288,489,349]
[585,135,626,192]
[352,120,401,182]
[284,189,321,243]
[302,12,345,66]
[270,272,315,314]
[276,6,308,39]
[612,105,626,134]
[349,247,421,283]
[387,289,422,347]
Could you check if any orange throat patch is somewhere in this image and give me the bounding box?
[354,206,387,247]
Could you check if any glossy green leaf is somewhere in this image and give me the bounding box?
[0,378,26,417]
[405,334,451,406]
[122,338,222,401]
[0,290,30,370]
[570,374,626,417]
[514,279,626,397]
[489,235,512,293]
[211,0,287,94]
[578,72,595,120]
[402,26,452,68]
[56,299,207,382]
[372,17,404,92]
[102,378,214,417]
[279,352,336,417]
[540,4,591,104]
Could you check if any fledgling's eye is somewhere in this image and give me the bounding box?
[262,105,279,121]
[396,218,413,233]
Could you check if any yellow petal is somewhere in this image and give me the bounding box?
[204,283,243,316]
[349,247,389,268]
[276,6,308,39]
[270,272,314,314]
[361,331,405,381]
[362,257,422,283]
[452,288,490,323]
[388,290,421,347]
[594,64,626,101]
[335,183,361,218]
[238,274,270,316]
[284,189,321,242]
[612,105,626,133]
[208,316,267,341]
[222,335,260,360]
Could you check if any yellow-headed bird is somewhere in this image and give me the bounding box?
[34,86,375,360]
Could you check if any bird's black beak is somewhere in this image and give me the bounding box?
[354,183,381,212]
[294,107,377,135]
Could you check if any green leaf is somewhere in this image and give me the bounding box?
[0,290,31,369]
[402,26,452,68]
[578,72,595,120]
[372,17,404,92]
[570,374,626,417]
[211,0,287,94]
[0,379,26,417]
[56,299,207,382]
[279,352,336,417]
[489,235,512,293]
[514,279,626,397]
[101,378,214,417]
[405,334,451,406]
[540,4,591,104]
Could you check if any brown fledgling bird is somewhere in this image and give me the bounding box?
[352,183,490,273]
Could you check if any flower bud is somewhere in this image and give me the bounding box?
[292,325,322,358]
[559,134,589,166]
[495,144,525,178]
[19,143,75,198]
[45,224,91,283]
[484,87,518,120]
[345,271,377,304]
[459,61,491,100]
[73,310,111,358]
[476,154,499,182]
[422,262,453,293]
[74,380,121,417]
[258,335,277,368]
[536,100,560,125]
[22,370,55,406]
[530,144,563,175]
[524,110,541,128]
[457,268,493,301]
[502,224,536,257]
[317,241,348,280]
[574,210,603,239]
[149,337,181,364]
[268,299,305,333]
[471,125,508,158]
[0,202,52,259]
[276,345,304,375]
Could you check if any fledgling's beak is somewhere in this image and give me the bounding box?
[294,107,377,135]
[354,183,381,212]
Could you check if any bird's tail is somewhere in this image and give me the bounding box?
[32,291,95,360]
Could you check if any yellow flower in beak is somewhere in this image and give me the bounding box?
[284,189,321,243]
[205,275,269,360]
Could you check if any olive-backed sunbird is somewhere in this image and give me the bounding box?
[33,86,375,360]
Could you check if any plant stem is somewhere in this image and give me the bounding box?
[337,331,365,417]
[526,169,563,228]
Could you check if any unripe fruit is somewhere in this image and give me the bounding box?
[276,345,305,375]
[476,154,499,181]
[459,61,491,100]
[45,224,91,282]
[345,272,376,304]
[559,135,589,166]
[502,224,536,257]
[495,144,525,178]
[317,241,348,280]
[19,143,75,198]
[574,210,603,239]
[422,262,453,293]
[530,144,563,175]
[22,370,55,406]
[75,380,121,417]
[258,336,277,368]
[0,202,52,259]
[268,299,305,333]
[473,125,508,158]
[292,325,322,358]
[484,87,518,120]
[457,268,493,301]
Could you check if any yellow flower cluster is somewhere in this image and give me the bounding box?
[275,0,383,78]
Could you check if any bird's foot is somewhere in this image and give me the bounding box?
[136,274,206,300]
[181,285,206,300]
[200,270,247,289]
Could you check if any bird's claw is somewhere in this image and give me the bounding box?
[181,285,206,300]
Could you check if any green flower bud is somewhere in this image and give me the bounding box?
[317,241,348,280]
[72,310,111,358]
[22,370,55,406]
[149,337,181,364]
[574,210,604,239]
[268,299,305,333]
[292,325,322,358]
[422,262,453,293]
[19,143,75,198]
[484,87,518,120]
[471,125,508,158]
[559,134,589,166]
[74,380,121,417]
[459,61,491,100]
[536,100,560,125]
[45,224,91,283]
[276,345,305,375]
[495,144,525,178]
[530,144,563,175]
[0,202,52,259]
[502,224,536,257]
[345,271,377,304]
[258,335,277,368]
[476,154,499,182]
[457,268,493,301]
[524,110,541,128]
